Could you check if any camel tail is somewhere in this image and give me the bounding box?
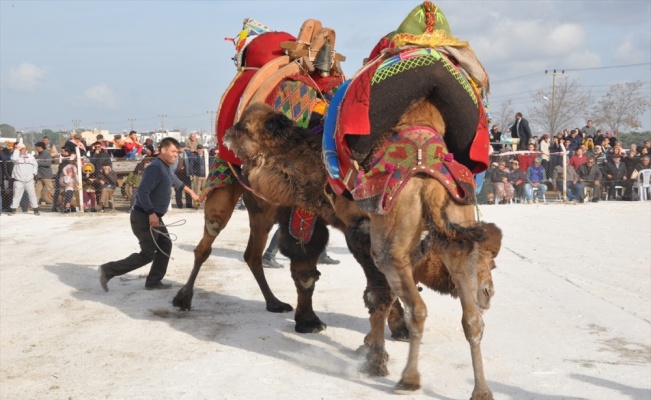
[420,179,487,252]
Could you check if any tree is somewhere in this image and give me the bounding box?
[592,81,650,134]
[528,78,591,135]
[0,124,16,138]
[491,99,514,134]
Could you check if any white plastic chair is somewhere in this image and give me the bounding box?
[531,187,546,203]
[633,169,651,200]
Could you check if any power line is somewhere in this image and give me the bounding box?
[562,62,651,72]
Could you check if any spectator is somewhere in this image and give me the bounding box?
[577,155,603,203]
[605,130,617,148]
[491,160,514,204]
[124,158,153,209]
[96,134,111,148]
[569,148,587,171]
[111,134,126,158]
[594,129,605,146]
[524,157,548,203]
[186,131,200,152]
[568,129,582,153]
[141,144,156,158]
[81,164,98,212]
[553,160,584,202]
[88,141,112,170]
[42,135,59,161]
[633,154,650,173]
[601,139,612,155]
[516,143,537,173]
[539,134,551,171]
[173,142,193,209]
[95,164,118,212]
[509,112,532,151]
[7,143,40,215]
[0,141,10,213]
[584,136,595,152]
[507,159,525,200]
[580,120,596,138]
[489,125,502,152]
[34,142,54,207]
[593,145,607,168]
[53,144,78,212]
[68,132,87,152]
[123,131,143,160]
[549,136,563,174]
[190,144,207,203]
[603,153,629,200]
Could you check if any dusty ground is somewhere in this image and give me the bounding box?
[0,201,650,400]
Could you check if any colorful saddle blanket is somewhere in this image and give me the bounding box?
[351,126,476,214]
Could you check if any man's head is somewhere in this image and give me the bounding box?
[576,148,584,157]
[611,153,622,162]
[16,143,26,153]
[196,144,204,153]
[528,143,535,151]
[73,132,82,140]
[586,120,593,127]
[43,136,50,144]
[91,142,102,152]
[35,142,46,152]
[640,155,650,165]
[510,159,519,169]
[533,157,542,165]
[594,145,602,153]
[515,112,523,119]
[102,164,111,172]
[586,155,596,165]
[158,137,180,165]
[96,134,104,140]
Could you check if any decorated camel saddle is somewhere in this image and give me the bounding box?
[204,18,346,196]
[322,1,491,214]
[203,18,346,243]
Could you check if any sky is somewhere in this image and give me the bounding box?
[1,0,650,135]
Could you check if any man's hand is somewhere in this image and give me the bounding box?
[149,213,160,228]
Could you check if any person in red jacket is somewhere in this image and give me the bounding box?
[123,131,143,160]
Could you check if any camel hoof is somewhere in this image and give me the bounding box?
[295,319,327,333]
[362,344,389,376]
[471,388,494,400]
[390,330,410,342]
[266,300,294,313]
[172,287,193,311]
[394,380,421,394]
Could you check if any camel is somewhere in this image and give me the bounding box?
[224,100,502,399]
[171,18,411,340]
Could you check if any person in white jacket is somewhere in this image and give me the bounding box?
[8,143,40,215]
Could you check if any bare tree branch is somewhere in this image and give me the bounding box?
[592,81,650,134]
[528,78,591,135]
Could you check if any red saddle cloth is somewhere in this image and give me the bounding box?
[351,126,476,215]
[216,31,296,165]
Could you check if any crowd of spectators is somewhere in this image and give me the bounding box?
[0,132,213,215]
[483,119,651,204]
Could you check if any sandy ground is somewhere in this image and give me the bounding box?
[0,201,650,400]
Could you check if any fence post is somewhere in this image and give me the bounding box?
[75,146,84,213]
[560,143,567,202]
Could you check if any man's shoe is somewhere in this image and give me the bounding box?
[145,282,173,290]
[99,265,111,292]
[33,209,40,216]
[7,208,16,216]
[318,253,340,265]
[263,257,284,269]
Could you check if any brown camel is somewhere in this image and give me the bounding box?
[224,100,502,399]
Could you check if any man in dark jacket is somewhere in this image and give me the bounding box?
[34,142,54,207]
[510,112,532,151]
[577,155,603,202]
[99,137,200,291]
[603,153,629,200]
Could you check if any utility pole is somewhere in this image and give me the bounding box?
[72,119,81,131]
[128,118,136,131]
[95,121,104,130]
[207,111,215,136]
[544,69,564,134]
[157,114,167,131]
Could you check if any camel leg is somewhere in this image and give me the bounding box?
[439,240,493,400]
[173,184,243,310]
[276,206,328,333]
[368,188,427,392]
[344,217,408,376]
[241,190,293,313]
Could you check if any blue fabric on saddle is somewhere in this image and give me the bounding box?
[322,79,350,179]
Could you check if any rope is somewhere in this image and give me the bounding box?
[149,219,186,259]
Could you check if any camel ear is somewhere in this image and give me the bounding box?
[264,112,295,139]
